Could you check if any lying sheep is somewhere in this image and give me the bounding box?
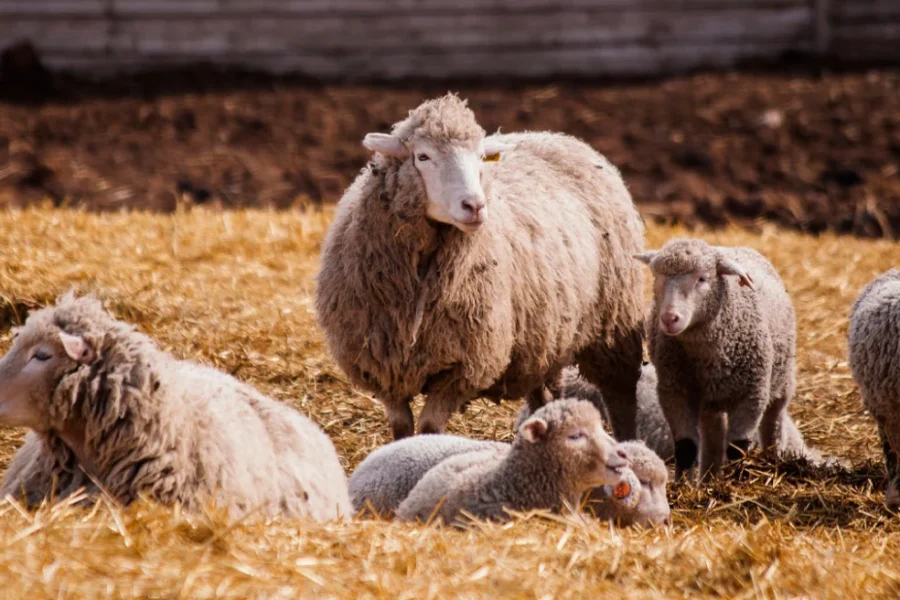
[848,269,900,508]
[348,434,507,516]
[0,293,351,521]
[316,93,646,440]
[586,441,670,527]
[396,399,631,525]
[637,238,797,480]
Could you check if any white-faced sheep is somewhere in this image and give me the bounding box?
[0,293,351,521]
[848,269,900,508]
[348,434,507,516]
[586,440,670,527]
[395,399,631,525]
[636,238,797,480]
[315,93,646,440]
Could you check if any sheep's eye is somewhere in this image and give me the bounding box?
[567,431,587,441]
[32,351,52,362]
[416,153,430,162]
[640,480,650,487]
[697,276,708,284]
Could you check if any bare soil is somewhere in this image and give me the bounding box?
[1,63,898,237]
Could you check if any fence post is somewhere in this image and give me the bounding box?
[814,0,832,54]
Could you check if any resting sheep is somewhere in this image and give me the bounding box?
[316,93,646,440]
[348,434,507,516]
[0,293,351,521]
[586,441,670,527]
[848,269,900,508]
[637,238,797,480]
[395,399,630,525]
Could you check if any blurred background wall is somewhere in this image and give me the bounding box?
[1,0,898,79]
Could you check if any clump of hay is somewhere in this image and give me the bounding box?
[0,208,896,598]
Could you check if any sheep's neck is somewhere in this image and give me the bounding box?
[499,446,582,510]
[55,417,100,480]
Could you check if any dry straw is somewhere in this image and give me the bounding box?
[0,207,897,599]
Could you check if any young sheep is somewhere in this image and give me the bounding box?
[848,269,900,508]
[395,399,631,525]
[316,93,646,441]
[586,441,670,527]
[0,294,351,521]
[637,238,797,480]
[348,434,507,516]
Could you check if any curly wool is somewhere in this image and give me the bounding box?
[0,294,351,521]
[646,239,797,476]
[316,93,646,439]
[390,94,485,151]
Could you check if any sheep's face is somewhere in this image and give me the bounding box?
[519,399,630,491]
[636,240,755,336]
[611,442,670,527]
[363,132,508,233]
[0,324,94,431]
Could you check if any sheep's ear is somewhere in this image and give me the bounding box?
[59,331,95,364]
[362,133,407,158]
[716,258,755,289]
[482,138,511,162]
[520,416,549,443]
[633,251,657,266]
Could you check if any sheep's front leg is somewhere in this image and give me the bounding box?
[657,382,698,481]
[725,385,769,460]
[699,408,728,481]
[384,396,414,440]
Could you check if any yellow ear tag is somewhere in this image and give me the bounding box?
[482,152,501,163]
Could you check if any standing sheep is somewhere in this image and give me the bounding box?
[395,400,631,525]
[0,293,351,521]
[848,269,900,508]
[316,93,645,440]
[637,238,797,480]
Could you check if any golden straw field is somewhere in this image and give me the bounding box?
[0,207,897,599]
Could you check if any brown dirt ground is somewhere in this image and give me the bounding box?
[0,65,899,237]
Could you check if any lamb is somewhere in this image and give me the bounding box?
[0,293,351,521]
[350,433,669,526]
[315,93,646,441]
[395,399,632,525]
[348,434,507,516]
[848,269,900,508]
[586,441,670,527]
[636,238,797,480]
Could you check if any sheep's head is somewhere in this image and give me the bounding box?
[0,293,106,431]
[635,238,754,336]
[599,441,670,527]
[517,399,630,491]
[362,93,508,233]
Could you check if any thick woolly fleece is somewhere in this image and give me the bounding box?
[395,400,628,525]
[848,269,900,506]
[645,239,797,476]
[0,295,351,521]
[316,94,646,440]
[348,434,507,515]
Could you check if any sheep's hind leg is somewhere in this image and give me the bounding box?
[576,327,643,440]
[385,397,414,440]
[418,391,460,435]
[876,415,900,510]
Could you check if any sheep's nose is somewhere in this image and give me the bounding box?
[661,312,680,327]
[461,196,486,219]
[608,449,629,470]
